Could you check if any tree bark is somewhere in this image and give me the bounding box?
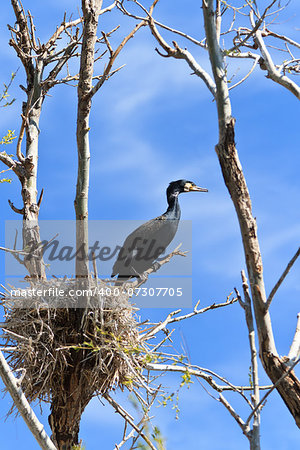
[21,59,46,279]
[48,349,93,449]
[75,0,103,278]
[7,0,81,279]
[49,2,103,447]
[202,0,300,428]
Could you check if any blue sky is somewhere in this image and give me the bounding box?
[0,1,300,449]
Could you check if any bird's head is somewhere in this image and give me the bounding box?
[167,179,208,197]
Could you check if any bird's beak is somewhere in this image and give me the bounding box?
[189,185,208,192]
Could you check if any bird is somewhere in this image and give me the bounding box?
[112,180,208,283]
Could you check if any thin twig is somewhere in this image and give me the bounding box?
[145,362,265,397]
[0,246,38,257]
[117,0,205,48]
[228,0,277,53]
[287,313,300,364]
[228,55,259,90]
[265,29,300,51]
[266,247,300,310]
[8,199,24,215]
[139,309,181,341]
[37,188,44,209]
[238,271,261,439]
[104,394,157,450]
[245,357,300,428]
[140,2,216,97]
[219,393,250,438]
[169,294,237,323]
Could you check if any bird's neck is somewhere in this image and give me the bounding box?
[165,194,181,220]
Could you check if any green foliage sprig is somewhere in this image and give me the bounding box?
[0,72,17,107]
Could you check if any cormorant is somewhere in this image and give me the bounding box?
[112,180,208,282]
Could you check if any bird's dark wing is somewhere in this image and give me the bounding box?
[112,215,179,279]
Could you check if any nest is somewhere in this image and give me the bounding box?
[1,277,143,407]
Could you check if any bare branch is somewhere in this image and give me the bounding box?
[45,17,82,51]
[100,1,117,15]
[265,29,300,51]
[11,0,32,55]
[43,41,79,90]
[115,387,158,450]
[104,394,157,450]
[145,362,269,395]
[238,271,261,441]
[47,75,79,86]
[168,294,237,323]
[0,151,25,179]
[145,12,216,97]
[0,167,13,176]
[117,0,205,48]
[37,188,44,209]
[145,362,225,392]
[228,55,260,90]
[92,0,161,97]
[226,50,260,60]
[117,0,216,96]
[0,246,38,257]
[216,0,221,43]
[287,313,300,365]
[219,394,250,438]
[130,244,186,289]
[90,20,146,97]
[150,329,174,353]
[245,357,300,428]
[266,247,300,310]
[27,10,38,50]
[16,112,30,164]
[0,152,16,169]
[227,0,277,53]
[139,309,181,341]
[278,58,300,75]
[8,199,24,215]
[250,12,300,100]
[101,31,113,56]
[138,291,236,341]
[9,0,35,80]
[0,350,56,450]
[203,0,232,137]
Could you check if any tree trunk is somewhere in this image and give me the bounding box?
[48,349,93,449]
[49,2,103,447]
[263,353,300,427]
[21,60,46,279]
[217,119,300,428]
[202,0,300,429]
[74,0,103,278]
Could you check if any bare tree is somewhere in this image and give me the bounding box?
[0,0,83,278]
[0,1,170,449]
[116,0,300,445]
[48,0,150,446]
[1,1,300,449]
[225,1,300,99]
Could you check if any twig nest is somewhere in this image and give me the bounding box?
[1,277,142,406]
